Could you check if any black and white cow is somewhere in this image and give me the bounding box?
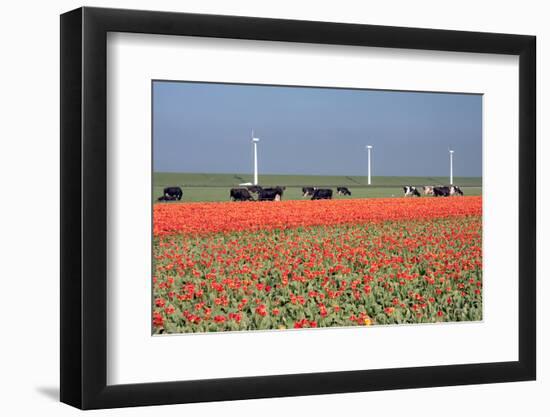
[230,188,254,201]
[265,186,285,196]
[337,186,352,196]
[450,185,464,196]
[163,186,183,200]
[258,187,283,201]
[302,187,316,197]
[403,186,421,197]
[423,186,435,196]
[433,186,451,197]
[311,188,333,200]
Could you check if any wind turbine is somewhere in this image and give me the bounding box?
[366,145,373,185]
[251,131,260,185]
[448,146,454,185]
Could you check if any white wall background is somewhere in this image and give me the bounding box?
[0,0,545,415]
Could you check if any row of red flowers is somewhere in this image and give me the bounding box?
[154,196,482,237]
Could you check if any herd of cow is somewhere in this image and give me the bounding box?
[157,184,464,202]
[231,186,287,201]
[404,185,464,197]
[229,186,343,201]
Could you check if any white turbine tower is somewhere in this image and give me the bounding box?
[251,131,260,185]
[449,147,454,185]
[366,145,373,185]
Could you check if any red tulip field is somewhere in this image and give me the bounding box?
[152,197,482,333]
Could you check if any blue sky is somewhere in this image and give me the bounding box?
[153,81,482,177]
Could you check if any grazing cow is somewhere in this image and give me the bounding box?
[423,186,435,196]
[450,185,464,196]
[302,187,316,197]
[337,186,352,196]
[163,186,183,200]
[311,188,333,200]
[246,185,263,194]
[230,188,254,201]
[433,186,451,197]
[157,195,178,202]
[258,188,283,201]
[403,186,421,197]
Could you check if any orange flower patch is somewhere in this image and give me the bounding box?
[154,196,481,237]
[153,210,482,333]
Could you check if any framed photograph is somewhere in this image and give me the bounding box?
[60,7,536,409]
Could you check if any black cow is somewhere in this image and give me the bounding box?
[337,186,352,196]
[258,187,283,201]
[450,185,464,196]
[163,186,183,200]
[311,188,333,200]
[433,186,451,197]
[403,186,421,197]
[230,188,254,201]
[302,187,315,197]
[157,195,178,202]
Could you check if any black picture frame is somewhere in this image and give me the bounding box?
[60,6,536,410]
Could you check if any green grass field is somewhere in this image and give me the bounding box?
[153,172,482,202]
